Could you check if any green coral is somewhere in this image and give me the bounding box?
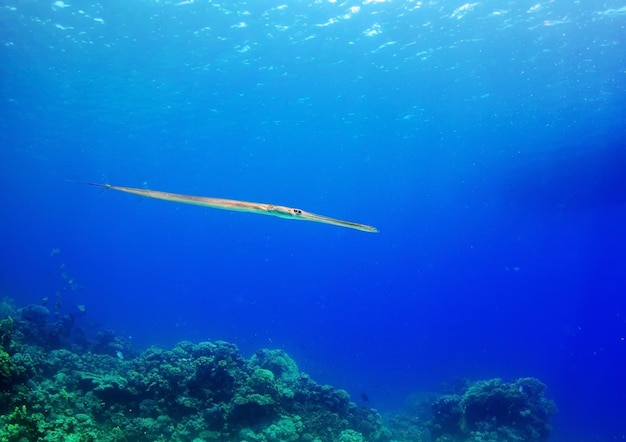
[0,348,13,379]
[0,316,14,350]
[338,429,366,442]
[0,405,45,442]
[249,349,299,383]
[263,415,303,442]
[251,368,275,388]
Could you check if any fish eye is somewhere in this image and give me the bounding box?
[293,209,302,215]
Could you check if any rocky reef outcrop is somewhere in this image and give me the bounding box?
[0,300,557,442]
[0,302,388,441]
[429,377,557,442]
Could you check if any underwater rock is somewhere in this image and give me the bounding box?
[431,395,464,438]
[13,304,90,352]
[229,392,278,427]
[77,371,136,404]
[431,377,557,441]
[92,329,135,359]
[19,304,49,325]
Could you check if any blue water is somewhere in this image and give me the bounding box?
[1,0,625,440]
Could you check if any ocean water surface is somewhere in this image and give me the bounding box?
[1,0,625,440]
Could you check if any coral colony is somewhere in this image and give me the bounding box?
[0,301,556,441]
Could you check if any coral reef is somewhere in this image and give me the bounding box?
[0,303,388,442]
[429,377,557,442]
[0,301,557,442]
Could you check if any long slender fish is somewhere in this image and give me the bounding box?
[83,182,378,233]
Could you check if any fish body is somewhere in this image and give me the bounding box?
[82,182,378,233]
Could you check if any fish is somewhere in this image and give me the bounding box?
[80,182,378,233]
